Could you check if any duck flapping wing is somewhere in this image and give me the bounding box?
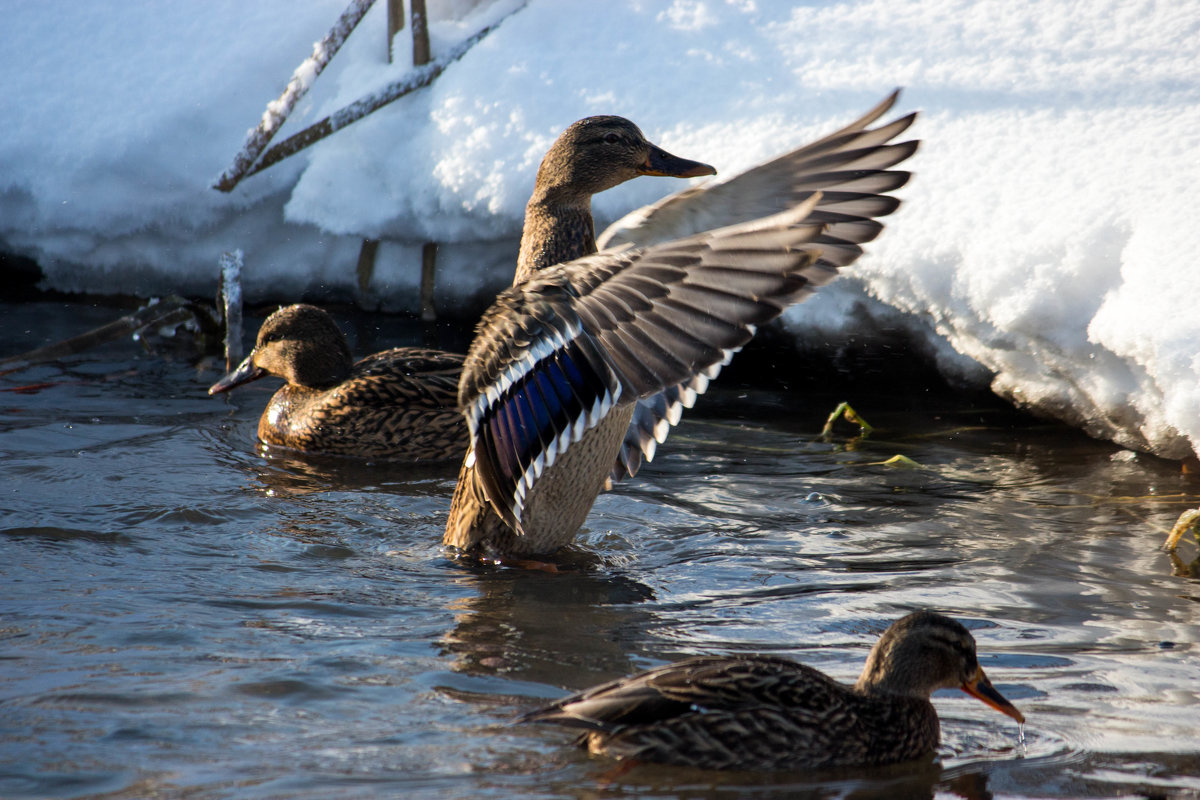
[459,194,831,534]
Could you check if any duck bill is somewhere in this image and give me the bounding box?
[208,353,267,395]
[640,143,716,179]
[961,666,1025,724]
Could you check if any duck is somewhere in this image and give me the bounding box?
[208,303,464,461]
[444,93,919,558]
[519,610,1026,771]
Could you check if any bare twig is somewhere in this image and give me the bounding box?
[213,0,378,192]
[0,298,205,374]
[356,238,380,296]
[387,0,405,63]
[420,242,438,321]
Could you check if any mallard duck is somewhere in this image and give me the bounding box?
[520,610,1026,771]
[444,95,918,558]
[208,303,464,461]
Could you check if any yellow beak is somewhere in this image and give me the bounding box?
[960,666,1025,724]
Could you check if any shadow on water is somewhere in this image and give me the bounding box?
[3,300,1200,799]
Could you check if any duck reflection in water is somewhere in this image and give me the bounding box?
[235,444,457,499]
[438,560,656,690]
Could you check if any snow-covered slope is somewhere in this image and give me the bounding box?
[1,0,1197,460]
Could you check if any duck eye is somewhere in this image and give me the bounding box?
[603,133,620,144]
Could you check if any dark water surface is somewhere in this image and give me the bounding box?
[2,300,1199,799]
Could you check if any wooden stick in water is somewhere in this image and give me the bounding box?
[0,298,199,374]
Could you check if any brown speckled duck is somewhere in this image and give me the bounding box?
[520,610,1026,771]
[208,303,464,461]
[444,93,919,559]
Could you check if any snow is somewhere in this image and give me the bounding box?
[1,0,1198,461]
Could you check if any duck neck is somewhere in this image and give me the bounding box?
[514,189,597,285]
[853,640,929,699]
[287,347,352,389]
[854,673,926,699]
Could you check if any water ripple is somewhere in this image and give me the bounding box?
[4,305,1200,798]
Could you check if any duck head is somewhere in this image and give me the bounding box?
[208,304,353,394]
[855,610,1025,723]
[530,115,716,204]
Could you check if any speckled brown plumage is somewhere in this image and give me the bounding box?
[520,611,1026,771]
[209,304,464,461]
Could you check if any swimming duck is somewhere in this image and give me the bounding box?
[208,303,464,461]
[520,610,1026,771]
[444,95,919,558]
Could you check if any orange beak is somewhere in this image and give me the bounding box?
[640,143,716,179]
[960,666,1025,724]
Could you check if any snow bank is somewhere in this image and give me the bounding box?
[1,0,1198,460]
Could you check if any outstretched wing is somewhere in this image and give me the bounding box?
[597,89,915,251]
[599,91,919,484]
[458,197,831,532]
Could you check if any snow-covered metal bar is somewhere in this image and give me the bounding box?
[237,11,517,183]
[213,0,377,192]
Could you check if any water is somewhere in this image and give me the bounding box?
[3,299,1200,799]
